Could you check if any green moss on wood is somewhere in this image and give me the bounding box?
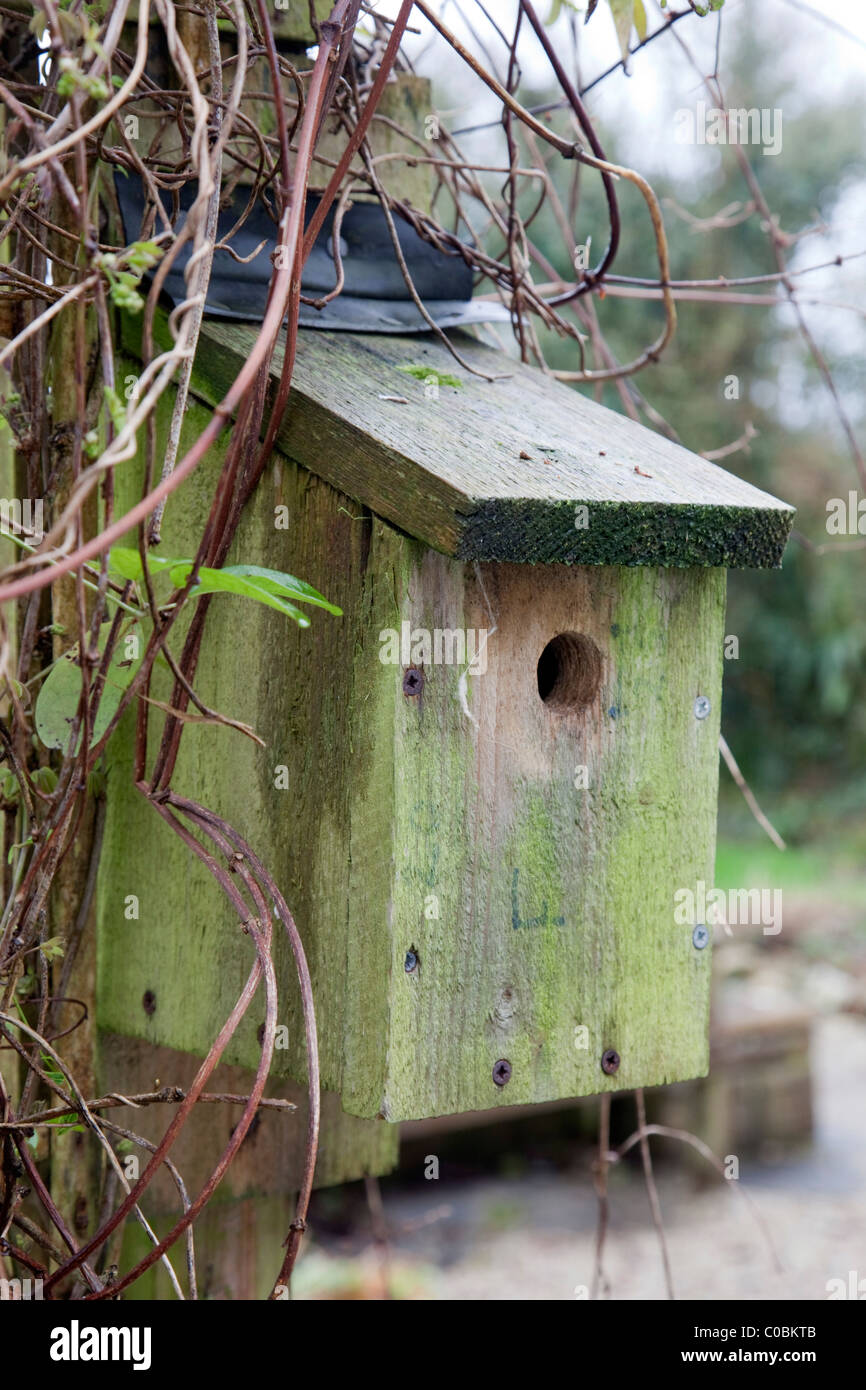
[340,559,725,1119]
[95,362,398,1180]
[98,349,728,1126]
[457,499,793,568]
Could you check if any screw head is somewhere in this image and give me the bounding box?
[692,923,710,950]
[492,1058,512,1087]
[404,950,418,973]
[402,667,424,697]
[141,989,156,1017]
[601,1049,620,1076]
[694,695,711,720]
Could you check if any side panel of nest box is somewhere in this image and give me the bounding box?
[95,374,399,1184]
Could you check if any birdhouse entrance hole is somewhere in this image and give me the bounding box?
[536,631,603,712]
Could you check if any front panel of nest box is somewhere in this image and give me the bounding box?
[342,551,726,1121]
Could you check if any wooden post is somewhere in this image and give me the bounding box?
[93,29,434,1285]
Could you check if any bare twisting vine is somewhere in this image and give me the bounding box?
[0,0,859,1298]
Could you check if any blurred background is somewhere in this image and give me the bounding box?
[290,0,866,1299]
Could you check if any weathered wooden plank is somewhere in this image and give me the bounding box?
[95,370,398,1175]
[311,73,434,207]
[99,1034,398,1200]
[125,313,794,569]
[118,1194,290,1300]
[120,1,331,45]
[342,556,725,1119]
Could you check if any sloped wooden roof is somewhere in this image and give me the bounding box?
[140,315,795,568]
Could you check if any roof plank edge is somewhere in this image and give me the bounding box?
[123,313,795,568]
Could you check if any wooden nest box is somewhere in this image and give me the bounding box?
[100,319,794,1133]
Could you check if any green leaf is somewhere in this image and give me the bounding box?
[608,0,633,63]
[219,565,342,616]
[107,549,342,627]
[34,654,85,751]
[40,1053,66,1088]
[174,566,312,627]
[0,768,20,802]
[632,0,647,43]
[34,618,146,752]
[32,765,58,794]
[103,384,127,435]
[125,240,162,274]
[108,547,174,582]
[108,547,170,581]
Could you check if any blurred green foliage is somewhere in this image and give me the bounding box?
[499,30,866,835]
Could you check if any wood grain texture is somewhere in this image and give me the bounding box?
[95,370,398,1178]
[99,1033,398,1200]
[124,313,794,569]
[124,0,328,44]
[311,74,433,207]
[118,1194,292,1300]
[342,555,725,1120]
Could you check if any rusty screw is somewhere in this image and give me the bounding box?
[142,990,156,1017]
[601,1048,620,1076]
[492,1058,512,1087]
[402,667,424,697]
